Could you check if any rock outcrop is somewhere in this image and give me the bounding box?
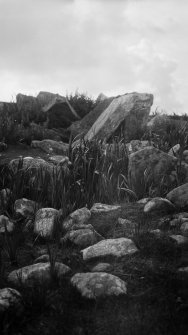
[84,92,153,141]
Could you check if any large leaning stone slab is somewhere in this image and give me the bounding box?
[34,208,59,239]
[71,272,127,299]
[8,262,71,287]
[167,183,188,209]
[0,288,23,315]
[81,237,138,261]
[84,92,153,141]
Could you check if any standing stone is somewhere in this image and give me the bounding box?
[84,93,153,141]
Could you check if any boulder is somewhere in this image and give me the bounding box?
[31,139,69,155]
[62,207,91,232]
[71,272,127,299]
[0,288,23,315]
[170,235,188,248]
[42,94,80,129]
[167,183,188,209]
[84,92,153,141]
[8,262,71,287]
[81,237,138,261]
[47,155,71,167]
[16,93,41,124]
[144,197,175,213]
[14,198,38,218]
[61,228,103,249]
[34,208,59,239]
[0,102,20,140]
[128,147,178,198]
[69,96,113,139]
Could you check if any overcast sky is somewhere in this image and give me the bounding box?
[0,0,187,114]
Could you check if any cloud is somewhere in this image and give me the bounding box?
[0,0,187,115]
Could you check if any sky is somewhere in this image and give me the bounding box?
[0,0,187,114]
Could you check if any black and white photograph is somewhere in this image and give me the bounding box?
[0,0,187,334]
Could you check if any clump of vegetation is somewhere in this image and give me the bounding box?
[67,90,96,118]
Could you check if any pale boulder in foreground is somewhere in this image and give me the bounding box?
[81,237,138,261]
[84,92,153,141]
[71,272,127,299]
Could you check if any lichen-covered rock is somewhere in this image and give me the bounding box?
[34,208,59,239]
[31,140,69,155]
[144,197,175,213]
[61,228,103,249]
[0,288,23,315]
[47,155,71,167]
[8,262,71,287]
[71,272,127,299]
[14,198,38,218]
[81,237,138,261]
[167,183,188,209]
[84,92,153,141]
[128,147,178,198]
[62,207,91,232]
[0,215,14,233]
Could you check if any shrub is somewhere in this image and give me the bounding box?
[67,91,96,118]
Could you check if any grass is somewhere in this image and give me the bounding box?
[0,111,188,334]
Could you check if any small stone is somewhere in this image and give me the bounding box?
[71,272,127,299]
